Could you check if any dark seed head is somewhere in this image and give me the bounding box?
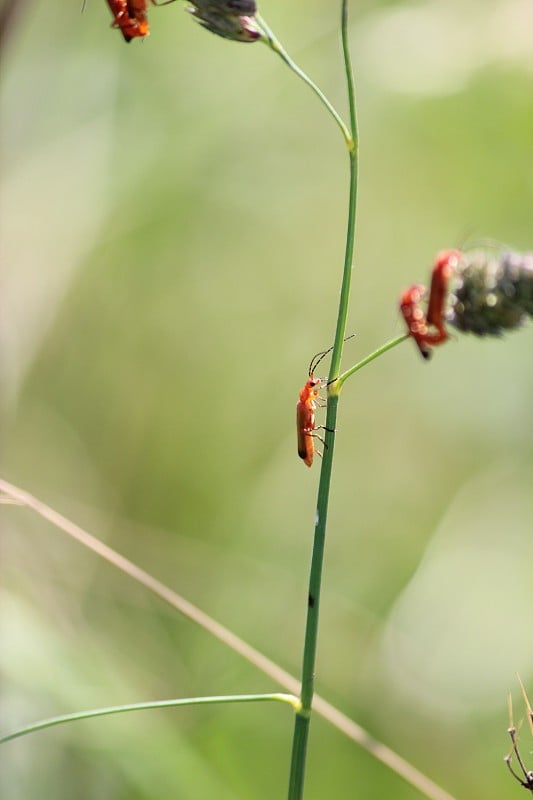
[188,0,261,43]
[448,250,533,336]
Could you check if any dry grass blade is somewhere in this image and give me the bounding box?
[518,674,533,738]
[0,476,456,800]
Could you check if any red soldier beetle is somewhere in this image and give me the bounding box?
[297,336,354,467]
[400,249,461,359]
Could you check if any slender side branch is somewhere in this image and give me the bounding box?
[256,14,352,148]
[336,334,409,390]
[1,693,299,745]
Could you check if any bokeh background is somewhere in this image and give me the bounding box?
[1,0,532,798]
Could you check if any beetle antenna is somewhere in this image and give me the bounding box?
[308,334,356,377]
[308,346,333,377]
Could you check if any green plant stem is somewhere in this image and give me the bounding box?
[256,14,353,149]
[0,693,299,745]
[288,3,358,798]
[324,0,359,387]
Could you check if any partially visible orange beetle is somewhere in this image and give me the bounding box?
[107,0,150,41]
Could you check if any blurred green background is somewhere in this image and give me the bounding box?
[1,0,532,798]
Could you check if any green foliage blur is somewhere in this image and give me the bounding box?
[1,1,532,798]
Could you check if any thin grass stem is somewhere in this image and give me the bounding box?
[256,14,352,148]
